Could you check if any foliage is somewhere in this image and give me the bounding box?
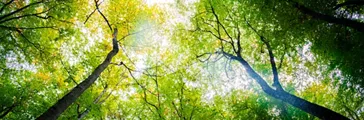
[0,0,363,119]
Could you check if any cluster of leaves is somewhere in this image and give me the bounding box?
[1,0,364,119]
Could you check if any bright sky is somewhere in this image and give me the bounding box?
[71,0,320,103]
[144,0,174,6]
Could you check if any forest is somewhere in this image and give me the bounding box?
[0,0,364,119]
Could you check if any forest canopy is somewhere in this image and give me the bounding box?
[0,0,363,119]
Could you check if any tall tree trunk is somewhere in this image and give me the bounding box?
[222,52,349,120]
[291,0,364,32]
[37,28,119,120]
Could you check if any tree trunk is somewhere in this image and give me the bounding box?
[292,1,364,32]
[37,29,119,120]
[223,52,349,120]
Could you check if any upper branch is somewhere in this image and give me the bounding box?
[244,19,283,90]
[218,51,272,91]
[84,1,103,24]
[0,0,14,14]
[0,9,52,23]
[0,1,43,21]
[334,1,364,10]
[209,2,237,53]
[94,0,112,32]
[289,0,364,32]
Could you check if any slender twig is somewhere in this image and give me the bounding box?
[0,25,57,30]
[60,59,78,85]
[15,29,43,53]
[118,28,150,41]
[244,18,283,91]
[0,0,14,14]
[0,1,43,20]
[0,8,51,23]
[84,1,104,24]
[209,1,237,53]
[172,101,182,118]
[333,1,364,10]
[94,0,112,31]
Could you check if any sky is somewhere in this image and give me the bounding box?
[129,0,319,103]
[9,0,323,104]
[51,0,322,103]
[144,0,175,6]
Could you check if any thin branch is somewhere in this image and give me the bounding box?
[0,8,51,23]
[189,103,196,120]
[0,0,14,14]
[94,84,108,103]
[143,89,162,118]
[196,52,213,62]
[84,1,104,24]
[122,63,157,96]
[78,75,124,119]
[0,25,57,30]
[98,77,124,104]
[94,0,112,31]
[0,1,43,20]
[231,13,242,56]
[209,2,237,53]
[60,59,78,85]
[218,51,272,91]
[76,104,81,117]
[179,82,186,120]
[278,45,287,69]
[334,1,364,10]
[118,28,150,42]
[154,63,161,109]
[15,29,43,53]
[244,18,283,91]
[172,102,182,118]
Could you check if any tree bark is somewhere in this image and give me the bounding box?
[36,28,119,120]
[222,52,349,120]
[291,1,364,32]
[334,1,364,10]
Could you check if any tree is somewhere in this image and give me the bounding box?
[37,27,119,119]
[37,0,155,118]
[1,0,364,119]
[172,0,360,119]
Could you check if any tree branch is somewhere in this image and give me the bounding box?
[84,1,103,24]
[0,25,57,30]
[218,51,348,119]
[94,0,112,32]
[244,19,283,90]
[172,101,182,118]
[290,0,364,32]
[0,8,51,23]
[0,0,14,14]
[209,2,237,53]
[0,1,43,21]
[118,28,150,42]
[334,1,364,10]
[60,59,78,85]
[143,89,163,119]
